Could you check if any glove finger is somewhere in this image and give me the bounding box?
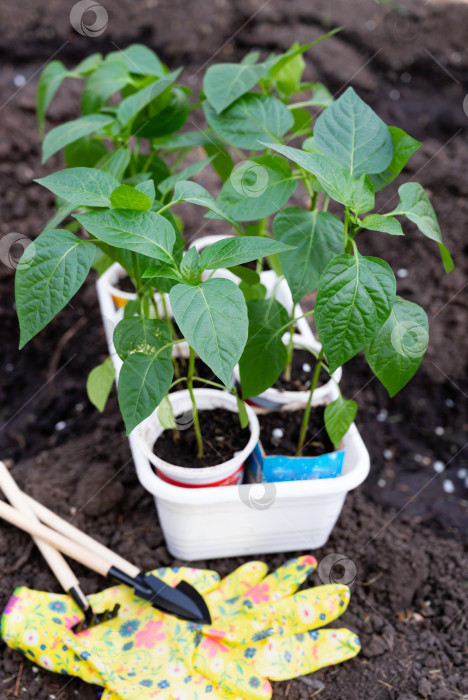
[246,584,351,638]
[150,566,221,595]
[240,556,317,608]
[251,627,361,680]
[193,640,272,699]
[207,562,268,613]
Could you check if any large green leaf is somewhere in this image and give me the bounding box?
[113,317,172,361]
[81,61,132,114]
[239,298,289,398]
[64,136,107,168]
[86,357,115,412]
[156,131,221,149]
[365,296,428,396]
[204,93,294,150]
[117,70,181,126]
[324,395,357,447]
[37,60,68,134]
[42,114,115,163]
[36,167,120,208]
[262,143,373,213]
[273,208,343,302]
[118,341,174,434]
[369,126,421,191]
[15,229,95,348]
[199,236,291,271]
[75,209,176,263]
[203,62,270,113]
[172,181,242,233]
[158,156,214,196]
[314,87,394,177]
[98,149,131,180]
[105,44,166,77]
[315,253,396,372]
[133,87,189,138]
[215,155,297,222]
[110,184,152,210]
[170,278,248,385]
[75,53,103,75]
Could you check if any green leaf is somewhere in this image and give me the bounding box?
[172,181,242,233]
[135,179,155,203]
[292,82,334,108]
[180,247,201,283]
[42,201,77,232]
[75,209,176,263]
[228,265,260,285]
[142,264,182,284]
[158,394,176,429]
[42,114,115,163]
[134,87,189,138]
[314,87,394,177]
[86,357,115,412]
[117,70,181,126]
[36,167,120,208]
[75,53,103,75]
[239,299,289,398]
[273,208,343,302]
[113,317,172,361]
[239,281,267,302]
[261,143,369,211]
[199,236,292,271]
[110,184,152,210]
[324,396,357,447]
[64,136,107,168]
[37,60,68,134]
[369,126,421,191]
[315,253,396,372]
[170,278,248,385]
[98,149,131,180]
[392,182,442,244]
[439,244,454,274]
[158,156,215,196]
[156,130,220,150]
[203,142,234,183]
[204,93,294,150]
[214,154,297,222]
[118,341,174,434]
[203,62,270,113]
[365,296,428,397]
[236,396,250,429]
[360,214,404,236]
[81,62,132,114]
[105,44,166,77]
[15,230,95,348]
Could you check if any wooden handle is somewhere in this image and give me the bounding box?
[0,461,80,594]
[0,500,112,578]
[23,494,139,579]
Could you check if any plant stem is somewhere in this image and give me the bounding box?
[132,251,149,316]
[297,349,324,456]
[343,207,350,249]
[187,347,203,459]
[283,303,296,382]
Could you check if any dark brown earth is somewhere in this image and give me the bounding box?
[258,406,334,458]
[154,407,250,468]
[273,348,330,392]
[0,0,468,698]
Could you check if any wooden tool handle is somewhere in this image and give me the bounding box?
[0,499,112,578]
[23,494,139,579]
[0,461,80,595]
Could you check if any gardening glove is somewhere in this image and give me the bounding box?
[2,557,360,698]
[1,565,272,700]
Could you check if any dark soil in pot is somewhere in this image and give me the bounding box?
[153,408,250,468]
[273,348,330,392]
[258,406,334,457]
[114,274,136,294]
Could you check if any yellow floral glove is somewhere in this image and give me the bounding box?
[1,557,360,699]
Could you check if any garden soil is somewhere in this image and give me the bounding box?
[0,1,467,698]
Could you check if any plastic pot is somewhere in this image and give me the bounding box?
[133,389,260,488]
[235,334,342,409]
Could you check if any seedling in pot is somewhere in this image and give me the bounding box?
[241,86,451,456]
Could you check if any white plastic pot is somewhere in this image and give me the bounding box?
[129,413,370,559]
[134,389,260,488]
[99,263,137,309]
[235,334,342,409]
